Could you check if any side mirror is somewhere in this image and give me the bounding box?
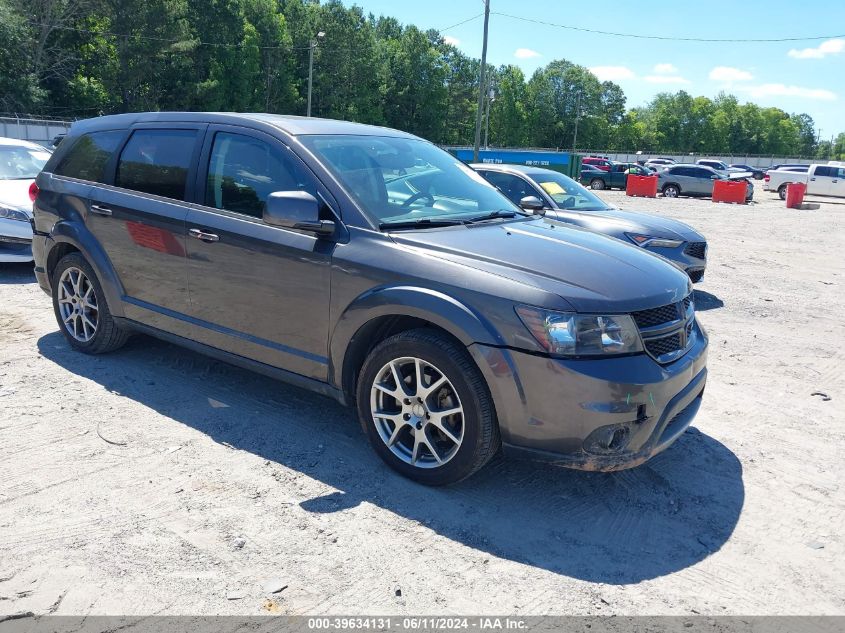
[264,191,335,236]
[519,195,545,212]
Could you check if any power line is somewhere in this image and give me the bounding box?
[440,13,483,33]
[493,11,845,43]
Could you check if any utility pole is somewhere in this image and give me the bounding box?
[472,0,490,162]
[572,90,582,152]
[484,87,495,150]
[307,31,325,117]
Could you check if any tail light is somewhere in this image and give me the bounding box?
[28,182,39,202]
[764,174,770,183]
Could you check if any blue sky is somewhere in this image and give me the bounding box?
[343,0,845,139]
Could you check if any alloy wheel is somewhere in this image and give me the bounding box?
[57,267,99,342]
[369,356,464,468]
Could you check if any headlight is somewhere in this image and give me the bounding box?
[625,233,683,249]
[0,205,30,222]
[516,306,643,356]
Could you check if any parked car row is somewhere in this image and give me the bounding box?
[15,114,709,485]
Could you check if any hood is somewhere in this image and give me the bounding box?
[547,207,703,242]
[389,218,691,314]
[0,179,35,216]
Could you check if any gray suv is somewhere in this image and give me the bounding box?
[658,164,754,201]
[31,112,708,485]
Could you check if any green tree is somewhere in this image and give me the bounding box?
[489,64,528,147]
[0,0,44,111]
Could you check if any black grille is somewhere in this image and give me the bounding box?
[684,241,706,259]
[632,303,681,329]
[645,333,684,358]
[688,269,704,283]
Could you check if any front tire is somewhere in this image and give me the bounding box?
[51,253,130,354]
[590,178,606,190]
[356,329,500,485]
[662,184,680,198]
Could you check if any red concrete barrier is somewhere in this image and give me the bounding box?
[712,179,747,204]
[785,182,807,209]
[626,174,658,198]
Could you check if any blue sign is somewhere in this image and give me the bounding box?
[453,149,570,167]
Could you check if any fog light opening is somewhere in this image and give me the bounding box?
[585,424,632,454]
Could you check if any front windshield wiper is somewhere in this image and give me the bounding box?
[461,210,523,224]
[379,218,468,230]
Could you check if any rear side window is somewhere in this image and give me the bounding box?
[54,131,123,182]
[205,132,315,218]
[814,166,834,177]
[116,129,197,200]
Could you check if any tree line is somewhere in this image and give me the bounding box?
[3,0,843,159]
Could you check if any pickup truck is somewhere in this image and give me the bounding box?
[580,162,651,190]
[764,163,845,199]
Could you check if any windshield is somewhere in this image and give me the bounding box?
[527,171,610,211]
[299,135,522,227]
[0,145,51,180]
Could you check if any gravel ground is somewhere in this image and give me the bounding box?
[1,182,843,616]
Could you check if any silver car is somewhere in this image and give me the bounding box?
[474,164,708,282]
[657,163,753,201]
[0,137,52,262]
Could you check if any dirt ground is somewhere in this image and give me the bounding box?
[1,181,843,616]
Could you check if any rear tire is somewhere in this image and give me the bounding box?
[51,253,130,354]
[356,329,500,485]
[778,185,788,200]
[590,178,606,190]
[662,184,680,198]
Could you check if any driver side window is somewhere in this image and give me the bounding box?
[205,132,315,218]
[482,172,539,206]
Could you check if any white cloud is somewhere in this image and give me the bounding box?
[741,83,837,101]
[514,48,541,59]
[588,66,635,81]
[652,63,678,74]
[443,35,460,47]
[643,75,691,85]
[709,66,753,82]
[788,38,845,59]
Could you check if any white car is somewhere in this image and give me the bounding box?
[0,137,52,262]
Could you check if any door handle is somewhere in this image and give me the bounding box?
[188,228,220,243]
[810,177,816,181]
[90,204,112,216]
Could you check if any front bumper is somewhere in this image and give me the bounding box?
[0,217,33,262]
[645,242,707,283]
[469,318,708,471]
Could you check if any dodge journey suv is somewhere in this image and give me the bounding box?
[32,112,708,485]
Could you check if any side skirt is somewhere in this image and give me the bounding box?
[115,317,348,406]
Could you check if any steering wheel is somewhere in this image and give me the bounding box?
[402,191,435,207]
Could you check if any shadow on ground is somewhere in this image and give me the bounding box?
[37,331,743,585]
[0,262,36,285]
[694,289,724,311]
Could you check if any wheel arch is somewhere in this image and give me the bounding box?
[331,286,503,403]
[46,222,125,317]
